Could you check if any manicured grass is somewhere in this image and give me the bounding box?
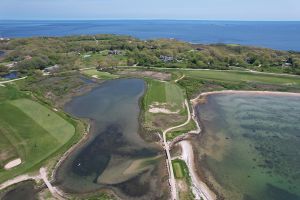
[0,86,76,182]
[11,99,75,143]
[144,79,166,107]
[143,79,186,131]
[82,69,119,79]
[172,159,188,179]
[184,70,300,86]
[173,162,184,178]
[165,82,185,109]
[144,79,184,111]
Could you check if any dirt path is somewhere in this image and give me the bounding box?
[0,76,27,84]
[180,141,216,200]
[0,174,41,190]
[40,167,64,200]
[174,75,185,83]
[163,99,191,200]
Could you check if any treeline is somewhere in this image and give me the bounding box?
[0,35,300,75]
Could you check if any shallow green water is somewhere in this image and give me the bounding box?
[55,79,166,199]
[195,93,300,200]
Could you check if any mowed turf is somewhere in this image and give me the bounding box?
[172,159,187,179]
[0,87,75,182]
[183,70,300,86]
[144,79,184,110]
[11,99,75,143]
[143,79,186,131]
[144,79,166,105]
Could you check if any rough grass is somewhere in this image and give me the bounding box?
[82,69,119,79]
[0,86,75,183]
[166,120,197,141]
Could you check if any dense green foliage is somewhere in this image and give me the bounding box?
[1,35,300,75]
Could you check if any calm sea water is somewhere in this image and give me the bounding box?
[195,94,300,200]
[0,20,300,51]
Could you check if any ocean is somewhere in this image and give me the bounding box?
[0,20,300,51]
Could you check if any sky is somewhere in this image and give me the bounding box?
[0,0,299,21]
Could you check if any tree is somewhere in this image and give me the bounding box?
[97,56,118,69]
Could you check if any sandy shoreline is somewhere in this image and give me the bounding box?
[192,90,300,104]
[180,140,216,200]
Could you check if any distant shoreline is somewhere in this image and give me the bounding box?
[1,20,299,51]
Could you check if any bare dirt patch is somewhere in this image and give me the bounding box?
[118,70,171,81]
[149,102,180,114]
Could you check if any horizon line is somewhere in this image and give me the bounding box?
[1,18,300,22]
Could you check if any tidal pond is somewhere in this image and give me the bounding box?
[1,181,37,200]
[55,79,166,199]
[195,93,300,200]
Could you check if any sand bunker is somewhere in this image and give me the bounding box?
[4,158,22,170]
[149,107,179,114]
[149,102,179,114]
